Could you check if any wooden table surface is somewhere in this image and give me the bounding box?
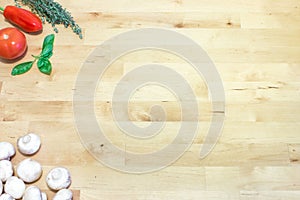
[1,0,300,199]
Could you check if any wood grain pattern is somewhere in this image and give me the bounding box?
[0,0,299,199]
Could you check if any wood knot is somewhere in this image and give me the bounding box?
[90,12,101,17]
[174,23,184,28]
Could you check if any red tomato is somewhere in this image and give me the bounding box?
[0,27,27,60]
[3,6,43,33]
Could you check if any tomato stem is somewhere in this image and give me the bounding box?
[0,7,4,12]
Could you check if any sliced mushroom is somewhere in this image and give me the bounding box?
[53,189,73,200]
[0,160,14,182]
[4,176,26,199]
[0,142,15,160]
[16,158,42,183]
[0,193,15,200]
[17,133,41,155]
[46,167,71,190]
[22,186,42,200]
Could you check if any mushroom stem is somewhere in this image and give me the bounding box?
[22,135,31,143]
[46,167,71,190]
[17,133,41,155]
[52,169,62,180]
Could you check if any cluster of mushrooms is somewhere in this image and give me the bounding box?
[0,133,73,200]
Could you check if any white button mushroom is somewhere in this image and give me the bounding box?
[41,192,47,200]
[17,133,41,155]
[46,167,71,190]
[53,189,73,200]
[0,160,14,182]
[0,193,15,200]
[16,158,42,183]
[4,176,25,199]
[0,142,15,160]
[22,186,42,200]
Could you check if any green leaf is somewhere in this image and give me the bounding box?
[41,34,55,59]
[37,58,52,75]
[42,34,55,49]
[11,61,34,76]
[40,44,53,59]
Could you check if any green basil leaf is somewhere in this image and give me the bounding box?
[41,34,55,59]
[11,61,34,76]
[37,58,52,75]
[42,34,55,49]
[41,44,53,59]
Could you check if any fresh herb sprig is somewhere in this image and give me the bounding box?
[14,0,82,39]
[11,34,55,76]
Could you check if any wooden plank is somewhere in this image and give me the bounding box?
[240,191,300,200]
[1,100,299,122]
[241,12,300,29]
[2,80,300,103]
[288,144,300,165]
[239,166,300,190]
[76,12,240,29]
[84,28,300,47]
[59,0,300,13]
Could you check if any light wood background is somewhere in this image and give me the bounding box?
[0,0,300,199]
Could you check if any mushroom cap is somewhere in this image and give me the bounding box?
[16,158,42,183]
[0,160,14,182]
[41,192,47,200]
[53,189,73,200]
[0,142,15,160]
[4,176,26,199]
[22,186,42,200]
[17,133,41,155]
[0,193,15,200]
[46,167,71,190]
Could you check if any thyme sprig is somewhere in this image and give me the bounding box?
[15,0,82,39]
